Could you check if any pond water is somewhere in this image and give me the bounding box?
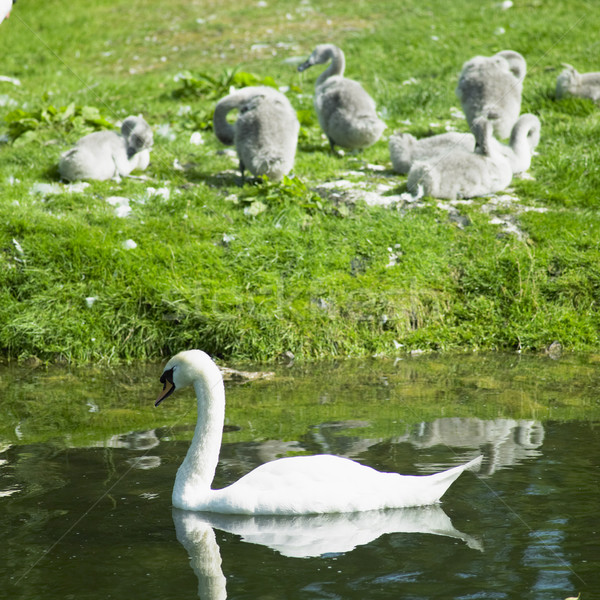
[1,353,599,599]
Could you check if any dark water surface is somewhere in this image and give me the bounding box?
[1,353,599,599]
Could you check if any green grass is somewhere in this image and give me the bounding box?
[0,0,599,363]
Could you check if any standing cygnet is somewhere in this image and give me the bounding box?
[456,50,526,139]
[213,86,299,181]
[297,43,386,151]
[1,0,15,23]
[391,113,540,176]
[556,64,600,103]
[406,116,513,200]
[59,116,153,181]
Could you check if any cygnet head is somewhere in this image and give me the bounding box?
[555,64,579,98]
[155,350,220,406]
[121,115,154,157]
[297,44,338,72]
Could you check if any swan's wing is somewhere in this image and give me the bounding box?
[207,455,482,514]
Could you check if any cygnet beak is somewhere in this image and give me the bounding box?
[297,59,313,73]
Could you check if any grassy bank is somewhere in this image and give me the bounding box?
[0,0,599,363]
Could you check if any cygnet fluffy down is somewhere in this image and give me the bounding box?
[556,64,600,103]
[213,86,299,181]
[59,116,153,181]
[297,43,386,151]
[406,116,513,200]
[390,113,540,175]
[456,50,526,139]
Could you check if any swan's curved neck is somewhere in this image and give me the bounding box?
[509,119,537,159]
[213,95,241,145]
[175,376,225,497]
[316,46,345,87]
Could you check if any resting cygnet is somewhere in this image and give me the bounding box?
[406,116,513,200]
[389,131,473,175]
[1,0,15,24]
[213,86,299,181]
[556,64,600,103]
[297,43,386,151]
[390,113,540,175]
[456,50,526,139]
[59,116,153,181]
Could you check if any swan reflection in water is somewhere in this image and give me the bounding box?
[173,506,482,599]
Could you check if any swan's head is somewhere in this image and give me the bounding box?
[297,44,339,72]
[155,350,220,407]
[556,64,579,98]
[495,50,527,81]
[121,115,154,158]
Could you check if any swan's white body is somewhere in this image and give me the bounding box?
[406,116,513,200]
[156,350,482,515]
[390,113,540,175]
[1,0,13,23]
[556,64,600,103]
[59,115,153,181]
[213,86,299,181]
[298,44,386,151]
[456,50,526,139]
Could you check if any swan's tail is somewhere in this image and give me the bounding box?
[417,455,483,505]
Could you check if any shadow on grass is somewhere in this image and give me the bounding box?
[185,167,243,188]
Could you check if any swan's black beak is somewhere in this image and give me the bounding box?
[155,368,176,407]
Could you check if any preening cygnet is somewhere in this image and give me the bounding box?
[213,86,299,181]
[556,63,600,103]
[1,0,15,23]
[391,113,540,176]
[297,43,386,151]
[59,116,153,181]
[456,50,526,139]
[406,116,513,200]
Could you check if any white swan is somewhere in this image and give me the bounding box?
[59,115,153,181]
[556,63,600,103]
[1,0,14,24]
[406,116,513,200]
[390,113,540,175]
[213,86,299,181]
[297,43,386,151]
[456,50,526,139]
[155,349,483,515]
